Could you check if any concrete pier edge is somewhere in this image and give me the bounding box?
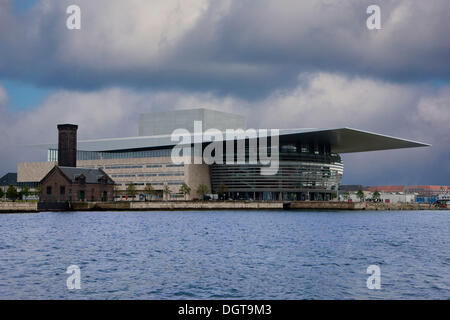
[0,201,445,213]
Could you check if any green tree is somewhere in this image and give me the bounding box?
[196,184,209,200]
[144,184,155,201]
[6,185,19,201]
[179,183,191,200]
[162,185,171,201]
[342,191,350,201]
[356,189,365,202]
[0,188,4,200]
[114,185,122,199]
[151,187,159,199]
[216,182,228,200]
[22,186,30,199]
[372,190,381,200]
[34,185,41,196]
[126,182,137,198]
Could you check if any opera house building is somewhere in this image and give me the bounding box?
[17,109,429,201]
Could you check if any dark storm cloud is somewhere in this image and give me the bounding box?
[0,0,449,95]
[0,0,448,184]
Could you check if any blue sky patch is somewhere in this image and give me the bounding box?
[1,79,51,111]
[12,0,38,13]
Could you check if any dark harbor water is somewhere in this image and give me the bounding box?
[0,210,448,299]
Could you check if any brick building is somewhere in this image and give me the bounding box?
[39,124,115,203]
[40,166,114,202]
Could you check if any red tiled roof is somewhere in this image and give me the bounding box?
[366,186,405,193]
[406,185,450,192]
[365,185,450,194]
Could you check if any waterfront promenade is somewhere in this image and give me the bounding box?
[0,201,442,213]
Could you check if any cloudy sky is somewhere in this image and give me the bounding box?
[0,0,449,185]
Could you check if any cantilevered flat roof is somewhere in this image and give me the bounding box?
[277,128,430,153]
[35,128,429,153]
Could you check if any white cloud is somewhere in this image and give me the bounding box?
[0,73,448,184]
[0,85,7,106]
[55,0,209,68]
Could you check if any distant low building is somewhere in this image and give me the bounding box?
[0,172,39,196]
[343,191,415,203]
[365,185,450,197]
[340,185,450,204]
[0,173,17,194]
[405,185,450,197]
[366,185,406,193]
[377,192,416,204]
[339,185,365,192]
[39,166,114,203]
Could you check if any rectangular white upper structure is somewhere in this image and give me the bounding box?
[138,108,246,136]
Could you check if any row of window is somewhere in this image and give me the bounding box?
[105,165,144,169]
[111,174,136,178]
[46,186,110,198]
[48,149,174,161]
[105,164,164,169]
[116,181,184,187]
[47,186,66,195]
[80,164,184,170]
[111,172,184,178]
[48,145,339,163]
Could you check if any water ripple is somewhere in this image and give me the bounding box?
[0,210,448,299]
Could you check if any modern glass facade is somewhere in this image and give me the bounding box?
[211,162,343,200]
[211,149,343,201]
[47,148,173,162]
[46,140,343,201]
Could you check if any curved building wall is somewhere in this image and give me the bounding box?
[211,153,343,201]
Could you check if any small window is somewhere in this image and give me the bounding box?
[46,186,52,195]
[60,186,65,195]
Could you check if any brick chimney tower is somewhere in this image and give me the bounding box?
[57,124,78,167]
